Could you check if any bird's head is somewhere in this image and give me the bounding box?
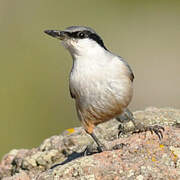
[44,26,107,58]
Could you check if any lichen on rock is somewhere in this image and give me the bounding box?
[0,107,180,180]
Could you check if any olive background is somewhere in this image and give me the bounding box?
[0,0,180,158]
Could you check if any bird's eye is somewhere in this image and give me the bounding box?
[78,32,85,38]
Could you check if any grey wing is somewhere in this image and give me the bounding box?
[118,56,134,82]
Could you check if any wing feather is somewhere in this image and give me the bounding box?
[118,56,134,82]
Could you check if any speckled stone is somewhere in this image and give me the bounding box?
[0,107,180,180]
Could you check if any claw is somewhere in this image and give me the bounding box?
[116,109,165,140]
[83,145,97,156]
[83,143,107,156]
[97,145,106,152]
[84,143,103,156]
[133,125,165,140]
[117,124,126,138]
[147,125,165,140]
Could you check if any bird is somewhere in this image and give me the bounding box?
[44,26,164,153]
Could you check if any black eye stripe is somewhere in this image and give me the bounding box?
[67,31,90,38]
[88,33,107,50]
[66,30,107,50]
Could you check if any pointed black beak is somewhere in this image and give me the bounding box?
[44,30,66,40]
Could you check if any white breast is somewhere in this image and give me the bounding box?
[69,51,133,111]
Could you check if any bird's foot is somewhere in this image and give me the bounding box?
[116,108,165,140]
[133,123,165,140]
[83,144,107,156]
[117,124,126,137]
[116,108,135,137]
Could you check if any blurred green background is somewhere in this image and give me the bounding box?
[0,0,180,159]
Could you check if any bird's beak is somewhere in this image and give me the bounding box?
[44,30,67,40]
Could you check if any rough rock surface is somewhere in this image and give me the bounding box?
[0,107,180,180]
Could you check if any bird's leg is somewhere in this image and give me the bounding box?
[116,108,134,135]
[83,121,107,155]
[89,132,106,152]
[117,108,165,140]
[84,130,107,155]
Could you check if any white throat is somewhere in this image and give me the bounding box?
[62,38,107,60]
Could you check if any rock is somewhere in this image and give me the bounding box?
[0,107,180,180]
